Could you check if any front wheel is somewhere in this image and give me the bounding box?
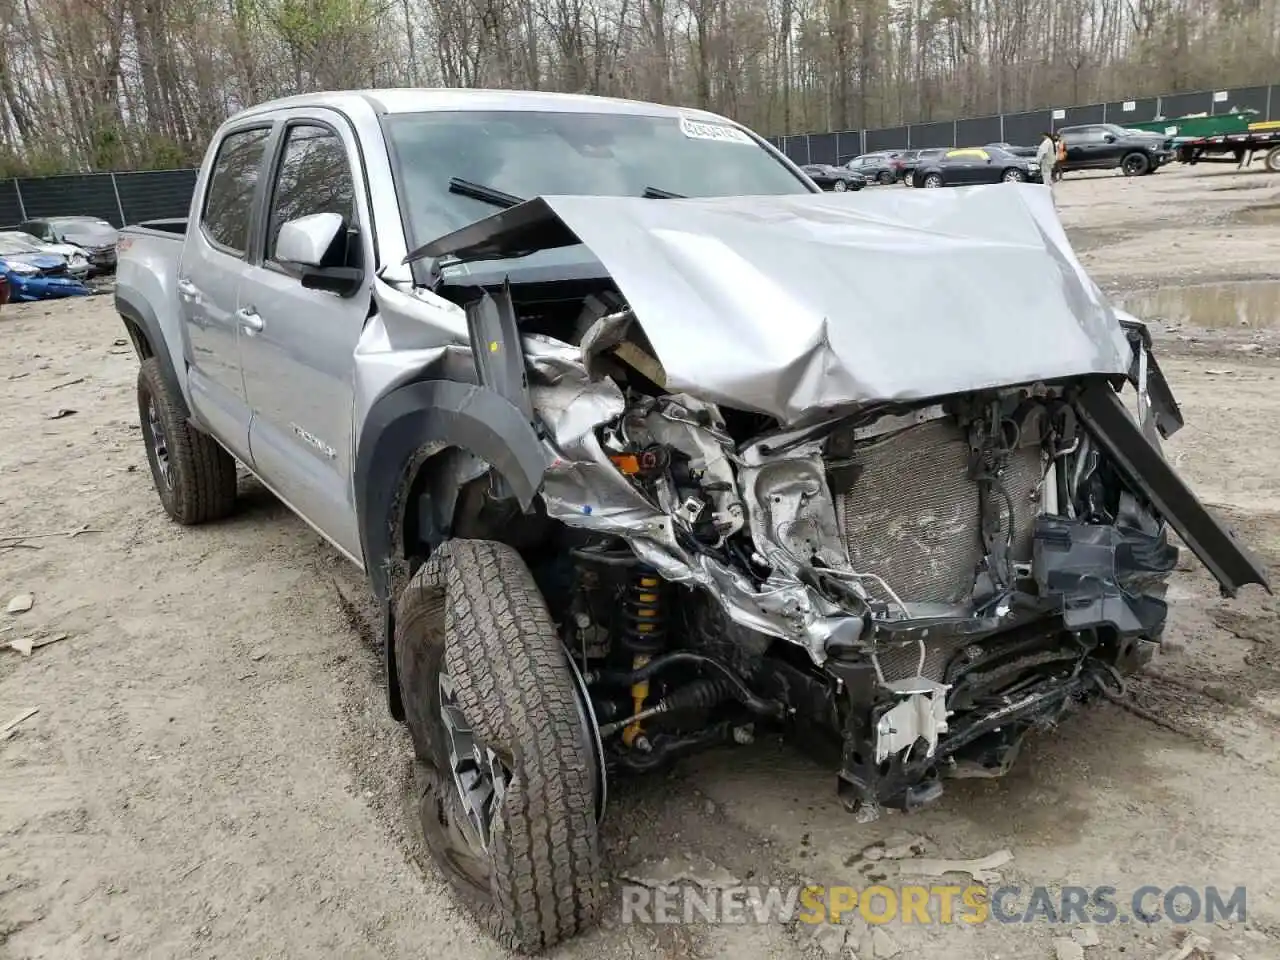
[136,357,237,524]
[833,179,848,192]
[1121,152,1151,176]
[923,173,944,188]
[1002,167,1027,183]
[1264,146,1280,173]
[396,539,602,953]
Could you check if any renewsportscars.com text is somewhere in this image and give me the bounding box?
[621,883,1247,926]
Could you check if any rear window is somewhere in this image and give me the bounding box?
[201,126,272,255]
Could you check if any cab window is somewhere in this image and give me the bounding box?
[201,127,272,255]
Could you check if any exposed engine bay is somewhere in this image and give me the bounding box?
[413,190,1268,819]
[423,270,1226,819]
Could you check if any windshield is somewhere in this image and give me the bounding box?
[383,110,810,249]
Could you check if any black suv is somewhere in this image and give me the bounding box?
[1056,123,1174,177]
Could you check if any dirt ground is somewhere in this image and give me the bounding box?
[3,162,1280,960]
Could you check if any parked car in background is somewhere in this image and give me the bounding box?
[843,151,904,184]
[19,216,119,274]
[800,163,866,191]
[984,141,1038,158]
[1055,124,1174,176]
[0,231,91,279]
[0,251,92,301]
[898,148,947,185]
[909,146,1041,187]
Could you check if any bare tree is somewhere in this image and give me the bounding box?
[1,0,1278,174]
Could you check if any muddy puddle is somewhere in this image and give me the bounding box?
[1118,279,1280,329]
[1232,201,1280,225]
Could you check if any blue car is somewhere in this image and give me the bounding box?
[0,252,92,301]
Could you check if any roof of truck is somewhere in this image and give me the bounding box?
[234,88,731,123]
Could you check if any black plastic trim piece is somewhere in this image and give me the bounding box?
[1075,380,1270,597]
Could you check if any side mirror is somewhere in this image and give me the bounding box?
[1103,134,1117,143]
[277,212,343,266]
[276,212,363,297]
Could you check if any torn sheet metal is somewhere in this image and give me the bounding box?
[424,189,1134,425]
[526,352,852,660]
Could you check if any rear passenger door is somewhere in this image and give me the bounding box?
[236,113,372,563]
[179,124,274,463]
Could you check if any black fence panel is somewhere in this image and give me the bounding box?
[1057,103,1106,128]
[17,174,122,226]
[1159,91,1212,118]
[910,121,953,148]
[807,132,838,164]
[1215,85,1270,118]
[1003,111,1051,147]
[0,180,22,226]
[115,169,198,225]
[782,135,809,164]
[955,115,1001,146]
[865,126,906,153]
[1105,97,1159,123]
[835,131,863,163]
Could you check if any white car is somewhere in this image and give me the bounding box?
[0,231,91,279]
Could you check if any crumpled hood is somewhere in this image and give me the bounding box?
[424,187,1134,425]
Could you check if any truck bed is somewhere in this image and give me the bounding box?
[124,218,188,238]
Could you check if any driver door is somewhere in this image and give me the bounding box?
[236,111,373,563]
[1067,129,1106,168]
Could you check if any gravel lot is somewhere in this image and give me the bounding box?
[3,163,1280,960]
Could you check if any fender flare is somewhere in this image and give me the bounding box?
[114,288,188,418]
[353,379,549,719]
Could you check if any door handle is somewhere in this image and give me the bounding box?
[177,278,200,302]
[237,307,264,334]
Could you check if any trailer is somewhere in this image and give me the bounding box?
[1176,130,1280,172]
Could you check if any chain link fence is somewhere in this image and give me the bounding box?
[766,84,1279,164]
[0,169,198,229]
[0,83,1274,227]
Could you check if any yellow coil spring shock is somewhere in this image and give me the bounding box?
[622,568,666,749]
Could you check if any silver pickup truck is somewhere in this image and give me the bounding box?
[115,88,1269,952]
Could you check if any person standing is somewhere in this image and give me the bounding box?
[1054,135,1067,181]
[1035,132,1058,197]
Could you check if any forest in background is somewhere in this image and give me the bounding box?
[0,0,1277,175]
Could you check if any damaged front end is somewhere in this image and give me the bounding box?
[418,190,1270,817]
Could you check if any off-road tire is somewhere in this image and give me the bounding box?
[395,539,600,953]
[136,357,237,524]
[1121,151,1151,177]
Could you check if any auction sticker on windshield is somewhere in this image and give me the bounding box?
[679,116,753,145]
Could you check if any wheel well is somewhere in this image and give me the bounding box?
[399,446,554,568]
[121,315,153,360]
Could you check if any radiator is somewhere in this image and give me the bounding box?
[832,417,1043,610]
